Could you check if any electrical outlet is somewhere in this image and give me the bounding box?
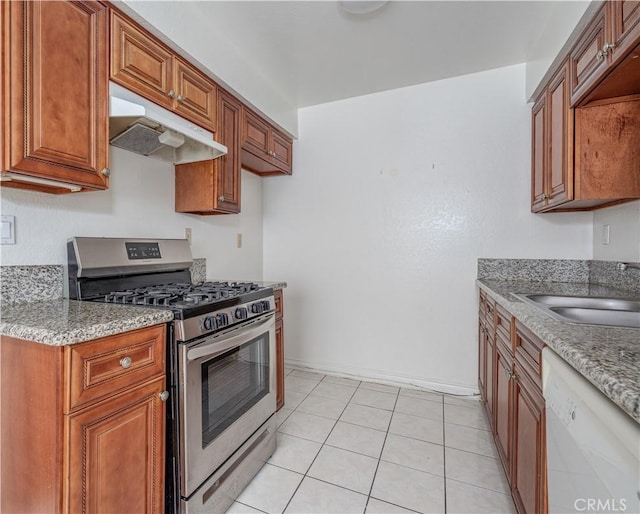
[184,227,192,245]
[236,233,242,248]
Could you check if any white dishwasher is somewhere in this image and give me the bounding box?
[542,347,640,514]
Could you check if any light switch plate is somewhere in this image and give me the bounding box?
[601,224,610,245]
[1,215,15,245]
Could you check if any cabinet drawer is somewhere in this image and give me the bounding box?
[66,324,166,412]
[479,290,488,316]
[484,295,496,328]
[495,304,512,345]
[514,320,545,386]
[274,289,284,320]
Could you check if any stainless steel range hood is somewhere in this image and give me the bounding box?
[109,82,227,165]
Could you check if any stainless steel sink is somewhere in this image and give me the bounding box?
[549,307,640,328]
[513,293,640,328]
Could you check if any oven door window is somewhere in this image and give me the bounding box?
[201,332,270,447]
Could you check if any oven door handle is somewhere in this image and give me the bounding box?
[186,315,275,362]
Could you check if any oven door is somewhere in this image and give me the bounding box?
[178,312,276,498]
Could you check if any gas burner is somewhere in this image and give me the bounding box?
[183,293,213,304]
[132,293,177,307]
[104,291,136,303]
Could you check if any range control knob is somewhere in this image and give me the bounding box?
[235,307,248,320]
[261,300,271,311]
[250,302,263,314]
[216,313,229,328]
[202,316,215,331]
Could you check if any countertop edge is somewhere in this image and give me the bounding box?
[477,279,640,424]
[0,301,173,346]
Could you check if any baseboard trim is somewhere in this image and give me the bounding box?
[284,357,479,397]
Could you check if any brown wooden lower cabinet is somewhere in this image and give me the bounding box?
[512,360,547,514]
[0,324,167,514]
[478,290,548,514]
[494,337,513,478]
[275,289,285,411]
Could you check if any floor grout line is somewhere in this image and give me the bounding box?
[280,375,359,513]
[442,394,448,514]
[363,385,401,512]
[237,368,506,513]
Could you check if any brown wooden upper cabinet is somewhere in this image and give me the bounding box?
[609,1,640,66]
[110,10,216,131]
[241,108,293,175]
[570,1,640,105]
[175,89,242,214]
[1,0,109,194]
[532,0,640,212]
[531,62,573,212]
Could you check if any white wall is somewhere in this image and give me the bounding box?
[524,1,589,100]
[593,201,640,262]
[263,64,593,394]
[0,148,264,281]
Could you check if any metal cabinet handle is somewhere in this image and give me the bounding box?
[177,94,184,103]
[120,356,132,369]
[168,89,176,98]
[218,195,225,202]
[159,391,170,402]
[101,168,111,177]
[602,42,615,54]
[596,50,605,61]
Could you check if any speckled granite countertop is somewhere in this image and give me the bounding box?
[0,300,173,346]
[477,279,640,423]
[257,281,287,290]
[207,280,287,290]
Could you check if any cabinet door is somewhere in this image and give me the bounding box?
[66,377,166,514]
[546,63,573,209]
[215,90,241,212]
[276,318,285,411]
[609,1,640,66]
[494,339,512,481]
[531,95,547,212]
[512,363,547,514]
[486,337,495,423]
[271,129,293,174]
[569,6,609,105]
[174,91,240,215]
[2,0,108,191]
[174,57,217,129]
[478,320,487,402]
[242,109,271,158]
[110,11,173,110]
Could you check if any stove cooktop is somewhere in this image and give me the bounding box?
[95,281,271,319]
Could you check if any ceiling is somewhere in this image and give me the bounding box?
[122,1,589,133]
[149,1,590,108]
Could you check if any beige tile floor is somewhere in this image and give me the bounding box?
[226,368,516,514]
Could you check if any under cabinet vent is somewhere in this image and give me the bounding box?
[110,123,165,156]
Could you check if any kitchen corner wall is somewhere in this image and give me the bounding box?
[263,63,593,394]
[0,147,264,281]
[592,201,640,262]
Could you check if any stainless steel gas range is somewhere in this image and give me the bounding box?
[67,237,277,514]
